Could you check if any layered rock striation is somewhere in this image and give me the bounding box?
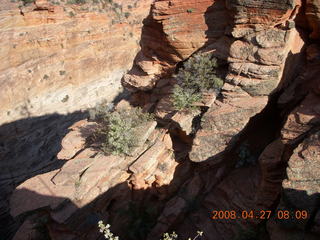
[0,0,152,125]
[2,0,320,240]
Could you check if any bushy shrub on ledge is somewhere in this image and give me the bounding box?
[172,85,201,111]
[171,52,224,110]
[95,107,154,156]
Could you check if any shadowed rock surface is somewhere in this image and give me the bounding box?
[1,0,320,240]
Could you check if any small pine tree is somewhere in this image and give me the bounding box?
[172,53,224,110]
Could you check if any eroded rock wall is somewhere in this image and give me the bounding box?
[0,0,152,125]
[2,0,320,240]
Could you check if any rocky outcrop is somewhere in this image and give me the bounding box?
[2,0,320,240]
[265,59,320,238]
[306,0,320,39]
[0,0,152,125]
[189,0,305,162]
[122,0,229,90]
[190,85,268,162]
[9,104,187,239]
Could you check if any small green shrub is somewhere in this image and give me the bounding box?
[124,12,130,18]
[22,0,34,5]
[43,74,49,80]
[95,107,154,156]
[61,95,69,103]
[187,8,193,13]
[67,0,86,4]
[171,85,201,110]
[59,70,66,75]
[176,53,223,92]
[171,53,224,110]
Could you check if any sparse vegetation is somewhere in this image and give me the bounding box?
[67,0,86,4]
[124,12,130,18]
[98,220,203,240]
[172,85,201,110]
[61,95,69,103]
[187,8,194,13]
[68,11,75,17]
[171,53,224,110]
[43,74,49,80]
[94,107,154,156]
[59,70,66,75]
[22,0,34,5]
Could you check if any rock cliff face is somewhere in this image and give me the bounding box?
[1,0,320,240]
[0,0,152,125]
[122,0,229,90]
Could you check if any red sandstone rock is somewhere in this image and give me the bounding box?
[57,120,97,160]
[190,85,268,162]
[123,0,229,90]
[0,0,152,125]
[306,0,320,39]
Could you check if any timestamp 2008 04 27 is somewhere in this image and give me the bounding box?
[211,210,308,220]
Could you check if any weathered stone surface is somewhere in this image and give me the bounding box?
[281,92,320,143]
[129,141,166,176]
[267,219,320,240]
[0,0,152,125]
[5,1,320,240]
[227,27,304,96]
[12,218,37,240]
[10,169,75,218]
[226,0,298,26]
[190,85,268,162]
[283,131,320,199]
[306,0,320,39]
[9,115,179,235]
[133,121,158,149]
[154,94,204,135]
[123,0,229,90]
[57,120,97,160]
[255,139,286,209]
[148,197,187,240]
[265,59,320,239]
[51,158,94,186]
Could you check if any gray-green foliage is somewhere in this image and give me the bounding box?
[172,53,223,110]
[176,53,223,92]
[95,107,154,156]
[172,85,201,111]
[22,0,34,5]
[67,0,86,4]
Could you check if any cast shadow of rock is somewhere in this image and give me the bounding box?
[8,164,193,240]
[7,173,320,240]
[3,2,319,240]
[0,111,86,240]
[0,90,128,239]
[267,188,320,239]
